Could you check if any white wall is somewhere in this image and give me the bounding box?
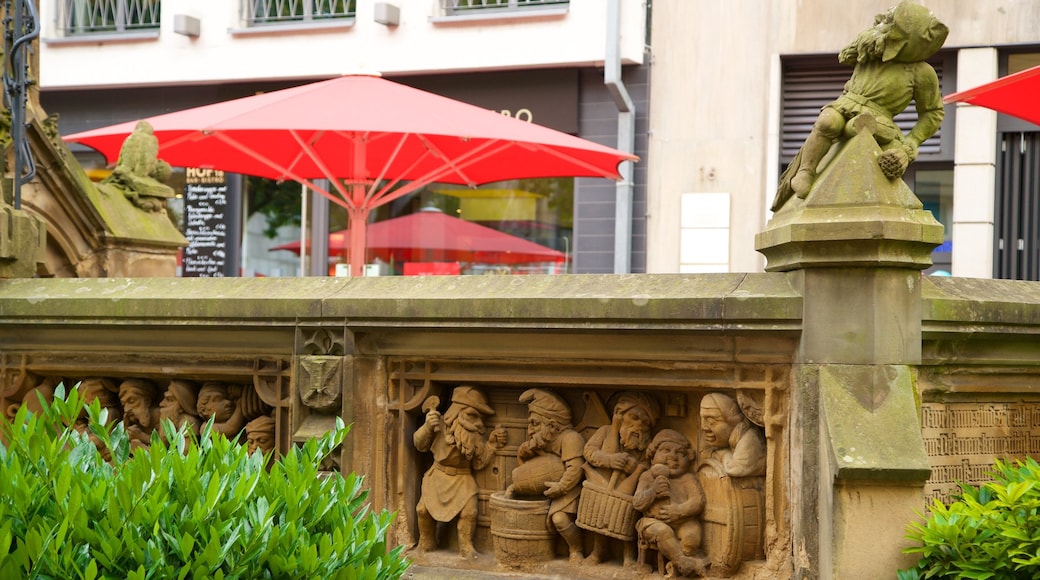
[38,0,646,89]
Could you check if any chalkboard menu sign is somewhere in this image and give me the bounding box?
[182,168,229,277]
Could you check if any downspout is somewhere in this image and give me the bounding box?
[606,0,636,273]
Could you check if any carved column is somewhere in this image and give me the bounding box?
[756,127,943,579]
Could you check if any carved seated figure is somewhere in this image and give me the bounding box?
[633,429,709,578]
[101,120,176,212]
[771,0,948,211]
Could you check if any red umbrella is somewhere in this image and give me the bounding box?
[270,208,565,266]
[943,64,1040,126]
[62,74,636,275]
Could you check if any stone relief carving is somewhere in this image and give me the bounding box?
[634,429,709,578]
[414,386,506,559]
[402,384,771,578]
[504,388,587,563]
[697,392,767,578]
[580,391,661,566]
[298,356,343,413]
[119,378,162,451]
[245,414,276,457]
[158,379,203,441]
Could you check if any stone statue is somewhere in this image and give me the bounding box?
[698,392,766,478]
[581,390,661,565]
[119,378,161,450]
[101,120,175,212]
[196,381,245,438]
[413,386,506,559]
[245,414,276,456]
[507,388,586,563]
[633,429,709,578]
[158,379,202,441]
[771,0,948,211]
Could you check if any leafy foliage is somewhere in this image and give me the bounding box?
[0,384,409,579]
[900,458,1040,580]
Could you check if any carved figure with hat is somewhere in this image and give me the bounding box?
[581,390,662,565]
[507,388,587,563]
[414,385,506,559]
[771,0,948,211]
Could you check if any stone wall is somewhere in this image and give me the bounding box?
[1,273,1039,579]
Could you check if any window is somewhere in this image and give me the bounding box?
[244,0,356,26]
[443,0,568,14]
[58,0,160,35]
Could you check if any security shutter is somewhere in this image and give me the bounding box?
[995,132,1040,280]
[781,57,946,162]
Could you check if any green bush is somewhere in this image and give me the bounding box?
[899,457,1040,580]
[0,383,409,579]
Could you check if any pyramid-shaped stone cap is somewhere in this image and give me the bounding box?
[755,125,944,272]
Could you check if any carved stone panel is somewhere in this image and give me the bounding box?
[922,400,1040,506]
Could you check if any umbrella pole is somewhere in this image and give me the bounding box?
[348,206,370,277]
[300,183,308,277]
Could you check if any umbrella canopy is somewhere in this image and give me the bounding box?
[270,208,565,266]
[943,64,1040,126]
[62,74,636,275]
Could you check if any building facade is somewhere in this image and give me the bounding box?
[38,0,650,276]
[647,0,1040,280]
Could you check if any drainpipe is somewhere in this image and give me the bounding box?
[606,0,636,273]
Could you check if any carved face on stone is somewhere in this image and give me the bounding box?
[700,405,736,449]
[197,384,235,422]
[246,418,276,455]
[80,379,121,418]
[119,381,157,429]
[159,390,182,419]
[526,412,562,451]
[652,440,691,477]
[618,406,653,453]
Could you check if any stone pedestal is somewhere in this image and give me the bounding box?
[755,128,942,579]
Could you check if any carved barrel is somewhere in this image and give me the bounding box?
[509,454,565,497]
[576,481,638,541]
[699,463,765,577]
[489,492,554,567]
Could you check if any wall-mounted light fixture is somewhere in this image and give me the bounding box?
[374,3,400,27]
[174,14,201,37]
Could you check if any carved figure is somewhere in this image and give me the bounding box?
[196,381,245,438]
[699,392,766,478]
[101,120,175,212]
[633,429,709,578]
[119,378,161,450]
[16,376,58,418]
[414,386,505,559]
[74,378,122,461]
[159,379,202,440]
[771,0,948,211]
[508,388,586,562]
[245,414,276,456]
[581,391,661,565]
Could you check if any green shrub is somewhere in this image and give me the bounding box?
[899,457,1040,580]
[0,383,409,579]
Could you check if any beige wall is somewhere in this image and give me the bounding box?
[647,0,1040,274]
